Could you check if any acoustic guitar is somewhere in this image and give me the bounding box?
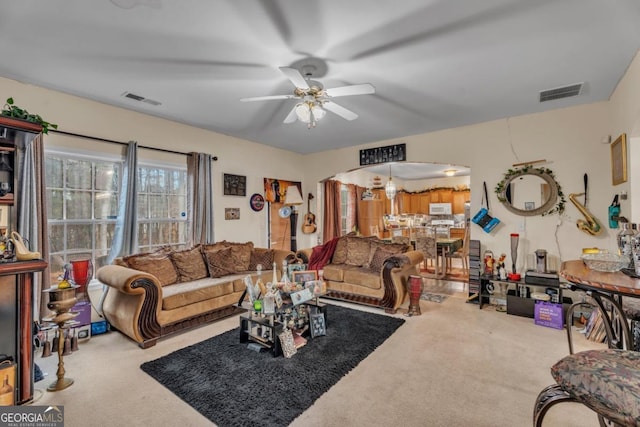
[302,193,317,234]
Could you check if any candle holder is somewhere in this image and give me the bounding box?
[42,285,79,391]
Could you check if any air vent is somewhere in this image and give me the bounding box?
[539,83,583,102]
[121,92,162,106]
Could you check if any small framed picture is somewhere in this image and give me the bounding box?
[524,201,535,211]
[292,270,318,284]
[310,313,326,338]
[291,288,313,306]
[305,280,324,296]
[225,208,240,220]
[611,133,627,185]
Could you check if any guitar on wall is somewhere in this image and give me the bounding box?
[302,193,317,234]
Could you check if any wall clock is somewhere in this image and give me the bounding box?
[249,193,265,212]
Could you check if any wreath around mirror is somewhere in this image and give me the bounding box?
[495,166,565,217]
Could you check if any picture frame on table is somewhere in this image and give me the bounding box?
[292,270,318,285]
[310,313,326,338]
[611,133,627,185]
[305,280,324,296]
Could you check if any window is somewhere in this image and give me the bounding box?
[45,152,187,283]
[136,165,188,253]
[340,184,349,235]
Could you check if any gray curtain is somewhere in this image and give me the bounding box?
[187,152,214,245]
[98,141,138,314]
[16,133,49,321]
[107,141,139,262]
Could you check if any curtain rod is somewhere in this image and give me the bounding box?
[50,129,218,161]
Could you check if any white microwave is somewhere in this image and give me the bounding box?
[429,203,452,215]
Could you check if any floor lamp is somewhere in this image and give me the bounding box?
[284,185,304,252]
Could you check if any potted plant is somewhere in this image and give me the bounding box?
[1,97,58,134]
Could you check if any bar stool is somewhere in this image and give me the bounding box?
[533,349,640,426]
[623,297,640,352]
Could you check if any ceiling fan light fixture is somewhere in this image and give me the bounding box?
[295,103,311,123]
[311,104,326,121]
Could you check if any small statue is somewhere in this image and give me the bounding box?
[497,253,507,280]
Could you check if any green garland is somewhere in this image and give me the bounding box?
[1,97,58,134]
[494,165,566,216]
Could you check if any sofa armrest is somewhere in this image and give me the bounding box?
[96,265,162,347]
[380,250,424,312]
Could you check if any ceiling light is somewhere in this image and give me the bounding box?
[443,169,457,177]
[295,101,325,129]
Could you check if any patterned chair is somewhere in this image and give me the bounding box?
[415,232,439,277]
[533,349,640,426]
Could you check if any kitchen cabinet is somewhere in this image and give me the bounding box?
[358,199,384,237]
[452,190,470,214]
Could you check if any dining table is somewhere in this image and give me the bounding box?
[560,260,640,353]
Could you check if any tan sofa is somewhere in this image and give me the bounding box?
[297,234,424,313]
[97,242,292,348]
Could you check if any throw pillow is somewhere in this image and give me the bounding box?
[201,242,228,254]
[364,240,408,268]
[345,235,374,266]
[204,247,236,278]
[367,247,396,272]
[125,253,178,286]
[169,245,208,282]
[225,241,254,271]
[249,248,274,271]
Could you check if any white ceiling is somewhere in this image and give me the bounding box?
[1,0,639,155]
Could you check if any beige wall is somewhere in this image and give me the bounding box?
[2,49,640,267]
[0,76,304,248]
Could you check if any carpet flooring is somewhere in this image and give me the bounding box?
[140,304,405,427]
[420,292,449,303]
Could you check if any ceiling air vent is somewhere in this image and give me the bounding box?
[539,83,583,102]
[121,91,162,106]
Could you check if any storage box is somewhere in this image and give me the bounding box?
[507,294,535,318]
[535,301,564,329]
[72,301,92,326]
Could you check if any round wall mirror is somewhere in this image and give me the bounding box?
[496,167,562,216]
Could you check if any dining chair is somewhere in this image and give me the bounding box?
[445,226,469,276]
[415,229,439,277]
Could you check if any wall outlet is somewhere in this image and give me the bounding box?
[518,221,526,232]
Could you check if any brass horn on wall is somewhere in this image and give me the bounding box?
[569,192,602,235]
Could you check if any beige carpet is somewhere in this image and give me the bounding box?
[30,280,605,427]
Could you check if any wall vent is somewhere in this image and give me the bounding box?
[539,83,583,102]
[121,91,162,106]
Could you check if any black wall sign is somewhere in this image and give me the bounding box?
[359,143,406,166]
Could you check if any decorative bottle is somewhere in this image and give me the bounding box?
[272,262,278,286]
[0,374,14,406]
[617,222,636,268]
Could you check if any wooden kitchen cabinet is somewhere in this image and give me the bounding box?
[358,199,385,236]
[452,190,470,214]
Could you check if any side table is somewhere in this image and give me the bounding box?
[239,312,283,357]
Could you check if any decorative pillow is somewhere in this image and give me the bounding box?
[125,253,178,286]
[201,242,228,254]
[331,237,349,264]
[345,236,374,266]
[249,248,274,271]
[367,247,396,272]
[204,247,236,278]
[364,241,408,268]
[169,245,208,282]
[225,241,254,271]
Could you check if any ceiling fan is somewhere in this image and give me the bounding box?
[240,59,375,128]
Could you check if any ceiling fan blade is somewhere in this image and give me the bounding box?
[325,83,375,97]
[323,102,358,121]
[283,105,298,124]
[279,67,310,90]
[240,94,297,102]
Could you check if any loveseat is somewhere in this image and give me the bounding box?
[297,234,424,313]
[97,242,292,348]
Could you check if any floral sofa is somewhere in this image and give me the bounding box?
[297,234,424,313]
[97,241,292,348]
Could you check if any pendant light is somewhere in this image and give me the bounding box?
[385,165,397,200]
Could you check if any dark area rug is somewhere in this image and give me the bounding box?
[141,304,405,427]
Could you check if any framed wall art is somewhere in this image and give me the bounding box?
[224,208,240,220]
[223,173,246,196]
[611,133,627,185]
